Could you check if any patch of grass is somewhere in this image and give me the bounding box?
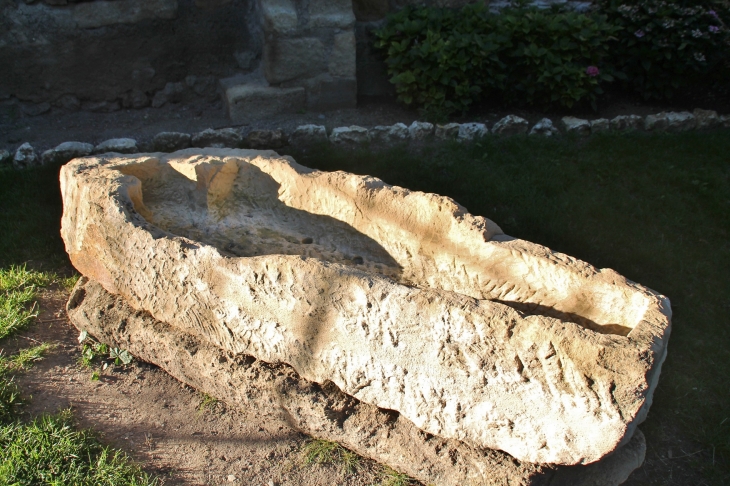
[60,273,81,292]
[0,267,156,485]
[0,410,157,485]
[197,392,218,414]
[379,466,416,486]
[301,438,362,475]
[284,130,730,483]
[0,375,22,425]
[0,343,53,372]
[0,265,55,342]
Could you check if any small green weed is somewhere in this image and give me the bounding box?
[380,466,416,486]
[197,392,218,413]
[78,330,133,369]
[301,438,362,475]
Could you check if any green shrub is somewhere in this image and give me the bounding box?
[374,3,619,115]
[597,0,730,99]
[374,4,501,116]
[495,4,619,109]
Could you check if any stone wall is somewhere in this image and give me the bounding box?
[1,0,597,115]
[0,0,261,111]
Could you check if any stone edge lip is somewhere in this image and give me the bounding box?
[59,148,671,465]
[66,277,647,486]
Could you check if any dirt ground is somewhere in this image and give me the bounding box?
[8,286,384,486]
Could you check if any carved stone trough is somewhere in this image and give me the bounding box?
[60,149,671,478]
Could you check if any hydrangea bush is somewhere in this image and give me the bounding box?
[374,3,619,116]
[597,0,730,99]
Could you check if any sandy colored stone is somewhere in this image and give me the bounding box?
[94,138,138,154]
[368,123,408,144]
[408,121,434,140]
[562,116,590,135]
[529,118,559,137]
[60,148,671,465]
[289,124,328,146]
[458,122,488,141]
[67,277,647,486]
[13,142,38,169]
[590,119,610,133]
[151,132,192,152]
[435,123,460,140]
[644,112,696,132]
[42,141,94,165]
[330,125,368,145]
[693,109,720,130]
[492,115,528,136]
[610,115,643,131]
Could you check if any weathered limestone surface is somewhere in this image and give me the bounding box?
[693,109,721,130]
[408,121,434,140]
[529,118,559,137]
[610,115,643,131]
[435,123,460,140]
[644,112,696,132]
[368,123,409,144]
[60,148,671,466]
[492,115,529,136]
[289,124,328,146]
[590,119,610,133]
[458,122,488,141]
[151,132,192,153]
[67,277,647,486]
[42,141,94,165]
[13,143,38,169]
[562,116,590,135]
[94,138,138,154]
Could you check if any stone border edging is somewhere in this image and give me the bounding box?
[3,108,729,170]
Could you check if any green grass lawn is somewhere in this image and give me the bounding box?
[0,265,158,485]
[1,130,728,484]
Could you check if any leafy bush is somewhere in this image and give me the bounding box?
[496,5,619,109]
[597,0,730,99]
[374,5,501,115]
[374,3,619,115]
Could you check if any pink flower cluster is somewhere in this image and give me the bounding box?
[586,66,600,77]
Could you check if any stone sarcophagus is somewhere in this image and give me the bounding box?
[60,149,670,476]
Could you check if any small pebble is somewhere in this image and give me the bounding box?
[227,474,236,482]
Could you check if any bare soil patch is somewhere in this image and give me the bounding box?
[7,286,382,486]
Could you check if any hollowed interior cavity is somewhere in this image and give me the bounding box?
[118,156,645,336]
